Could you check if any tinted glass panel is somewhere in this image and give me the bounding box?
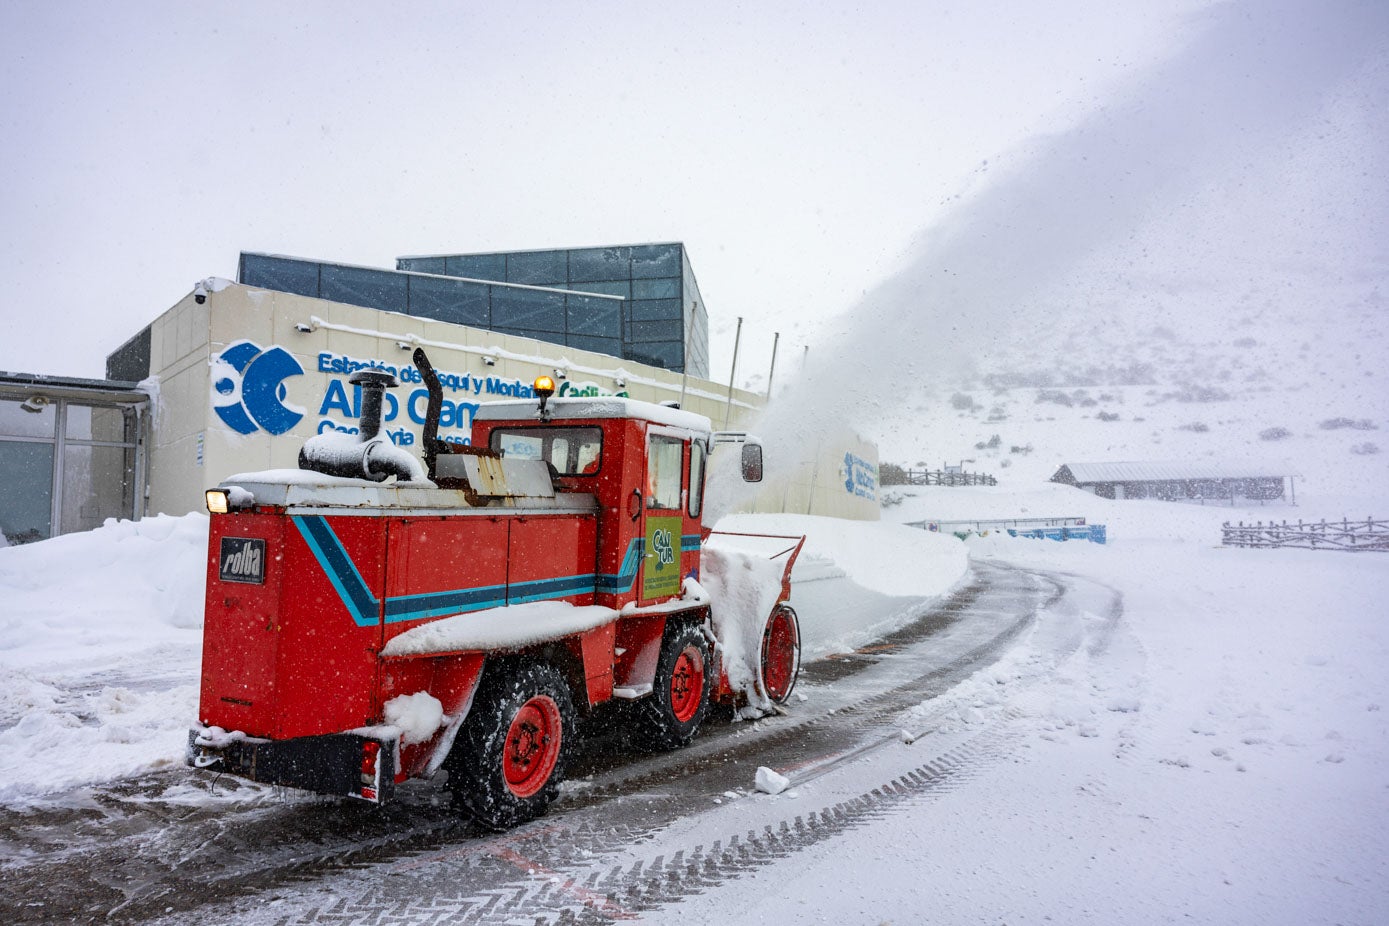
[627,341,684,369]
[568,247,631,283]
[632,277,680,300]
[491,288,565,332]
[320,265,408,313]
[629,244,681,279]
[240,254,320,297]
[0,398,57,438]
[565,335,621,356]
[66,405,134,443]
[0,439,53,544]
[408,275,491,327]
[563,279,630,298]
[445,253,507,281]
[566,295,621,336]
[397,256,445,274]
[630,298,683,322]
[506,250,567,285]
[630,319,684,342]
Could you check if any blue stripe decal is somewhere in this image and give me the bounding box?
[292,522,648,627]
[596,538,643,592]
[681,534,701,552]
[292,516,380,627]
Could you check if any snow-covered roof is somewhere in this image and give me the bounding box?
[1054,461,1291,483]
[474,396,713,433]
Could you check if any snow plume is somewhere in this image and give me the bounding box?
[742,0,1388,500]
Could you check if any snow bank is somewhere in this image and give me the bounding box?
[715,512,968,598]
[0,514,209,805]
[0,514,208,672]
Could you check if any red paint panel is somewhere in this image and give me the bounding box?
[506,515,598,605]
[382,516,510,638]
[613,615,666,692]
[274,515,387,739]
[579,621,616,705]
[199,511,287,736]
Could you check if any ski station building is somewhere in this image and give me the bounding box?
[1,244,880,545]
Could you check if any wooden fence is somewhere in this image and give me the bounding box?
[899,469,998,487]
[1221,517,1389,552]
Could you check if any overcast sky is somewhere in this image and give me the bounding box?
[0,0,1226,383]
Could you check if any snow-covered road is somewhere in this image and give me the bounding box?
[4,492,1387,925]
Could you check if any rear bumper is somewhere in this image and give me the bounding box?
[186,728,397,803]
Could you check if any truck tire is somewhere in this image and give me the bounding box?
[448,661,575,829]
[633,623,713,751]
[760,604,801,704]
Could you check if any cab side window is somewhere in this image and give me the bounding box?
[688,440,706,518]
[647,435,684,510]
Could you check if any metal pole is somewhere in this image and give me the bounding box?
[679,300,698,408]
[765,331,780,399]
[724,316,742,429]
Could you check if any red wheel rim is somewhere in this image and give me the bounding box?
[502,695,562,798]
[670,646,705,723]
[761,609,799,702]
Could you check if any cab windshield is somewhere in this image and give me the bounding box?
[490,427,603,475]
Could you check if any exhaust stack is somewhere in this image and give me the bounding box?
[298,370,421,482]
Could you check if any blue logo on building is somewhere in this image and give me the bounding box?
[211,341,305,435]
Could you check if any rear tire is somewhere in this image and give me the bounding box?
[633,623,713,751]
[448,661,575,829]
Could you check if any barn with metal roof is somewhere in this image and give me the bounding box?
[1050,461,1295,504]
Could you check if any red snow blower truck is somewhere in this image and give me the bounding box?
[189,349,803,827]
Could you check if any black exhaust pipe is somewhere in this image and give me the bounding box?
[413,348,444,478]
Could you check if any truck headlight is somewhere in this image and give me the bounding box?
[205,489,230,514]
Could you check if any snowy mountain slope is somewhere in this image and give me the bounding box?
[882,263,1388,516]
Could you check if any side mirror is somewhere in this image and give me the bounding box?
[741,442,764,483]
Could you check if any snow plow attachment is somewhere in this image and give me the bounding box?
[704,531,806,707]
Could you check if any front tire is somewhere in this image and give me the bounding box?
[448,661,575,829]
[633,623,713,751]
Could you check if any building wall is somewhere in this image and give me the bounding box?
[140,284,770,517]
[133,283,880,523]
[748,429,881,521]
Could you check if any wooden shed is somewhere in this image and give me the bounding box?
[1050,461,1294,504]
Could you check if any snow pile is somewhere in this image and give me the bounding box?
[0,514,209,804]
[382,601,620,656]
[382,691,446,745]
